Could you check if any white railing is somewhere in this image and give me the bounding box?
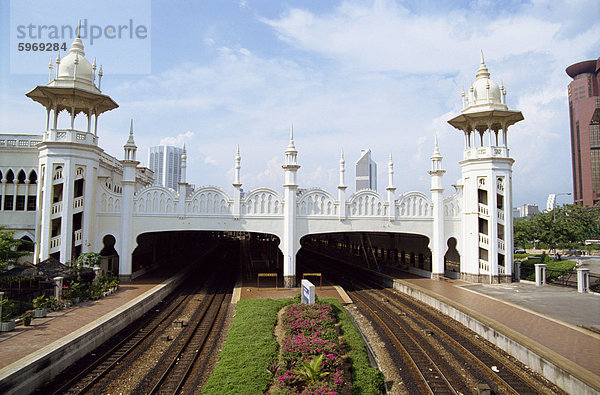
[73,196,84,210]
[74,229,82,244]
[51,202,62,215]
[50,236,61,250]
[479,233,489,246]
[478,203,488,216]
[479,259,489,272]
[497,209,504,221]
[498,239,505,251]
[499,265,505,274]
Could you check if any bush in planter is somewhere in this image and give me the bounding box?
[32,295,49,317]
[20,310,34,326]
[0,298,16,332]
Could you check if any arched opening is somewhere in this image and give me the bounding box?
[17,235,34,252]
[100,234,119,275]
[130,231,281,283]
[299,232,432,280]
[17,170,26,183]
[444,237,461,278]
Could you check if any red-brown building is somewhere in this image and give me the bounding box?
[567,57,600,206]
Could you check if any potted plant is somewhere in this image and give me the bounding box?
[0,296,16,332]
[20,310,34,326]
[32,295,48,318]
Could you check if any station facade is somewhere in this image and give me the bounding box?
[0,36,523,286]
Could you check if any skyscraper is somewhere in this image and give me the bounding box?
[355,149,377,190]
[148,145,183,190]
[566,57,600,206]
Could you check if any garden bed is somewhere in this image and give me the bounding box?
[202,297,383,394]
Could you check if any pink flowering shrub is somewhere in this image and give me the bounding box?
[275,303,345,394]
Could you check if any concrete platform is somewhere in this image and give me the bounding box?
[0,269,185,394]
[382,268,600,394]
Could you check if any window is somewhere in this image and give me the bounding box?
[4,195,14,210]
[16,195,25,211]
[27,196,36,211]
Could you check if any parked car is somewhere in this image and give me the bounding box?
[514,248,526,254]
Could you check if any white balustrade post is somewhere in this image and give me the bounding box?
[534,264,546,286]
[577,268,590,293]
[53,276,64,301]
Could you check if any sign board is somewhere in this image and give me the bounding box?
[301,279,315,305]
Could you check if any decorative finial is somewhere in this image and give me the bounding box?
[183,143,186,153]
[48,57,54,82]
[77,20,81,38]
[480,49,485,65]
[129,118,134,135]
[98,65,103,90]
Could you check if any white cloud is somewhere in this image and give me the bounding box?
[159,131,194,147]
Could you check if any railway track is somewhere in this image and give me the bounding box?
[300,248,563,394]
[50,245,236,395]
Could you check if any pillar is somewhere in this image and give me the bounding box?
[577,268,590,293]
[534,264,546,286]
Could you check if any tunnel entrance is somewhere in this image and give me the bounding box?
[299,232,432,277]
[131,231,282,280]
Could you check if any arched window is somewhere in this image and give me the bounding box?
[28,170,37,184]
[6,169,14,183]
[17,170,26,183]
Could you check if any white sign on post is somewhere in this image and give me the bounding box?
[301,279,315,304]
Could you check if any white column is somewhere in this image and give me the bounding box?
[386,153,396,221]
[535,264,546,286]
[233,146,242,219]
[488,171,499,283]
[282,129,300,288]
[177,147,187,218]
[81,165,97,253]
[429,137,445,279]
[337,150,346,220]
[119,164,136,279]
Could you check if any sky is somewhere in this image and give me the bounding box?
[0,0,599,210]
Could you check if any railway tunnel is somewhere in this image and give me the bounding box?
[298,232,461,280]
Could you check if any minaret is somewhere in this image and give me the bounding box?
[120,120,139,280]
[337,150,347,220]
[386,153,396,220]
[29,34,118,265]
[282,126,300,287]
[448,53,523,283]
[429,136,446,279]
[177,145,188,218]
[233,146,242,218]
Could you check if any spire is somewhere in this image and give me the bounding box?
[476,50,490,79]
[77,20,81,38]
[92,57,97,82]
[287,124,296,151]
[124,119,137,161]
[180,144,187,184]
[98,65,103,90]
[48,57,54,83]
[234,145,242,186]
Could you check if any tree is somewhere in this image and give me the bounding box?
[0,226,33,270]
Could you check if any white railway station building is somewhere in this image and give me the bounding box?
[0,36,523,286]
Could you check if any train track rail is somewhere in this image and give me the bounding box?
[51,244,236,395]
[301,248,562,394]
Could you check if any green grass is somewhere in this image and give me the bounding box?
[202,298,293,395]
[202,297,384,395]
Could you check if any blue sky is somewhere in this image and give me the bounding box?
[1,0,599,209]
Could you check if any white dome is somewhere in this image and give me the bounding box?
[464,53,507,112]
[57,37,94,82]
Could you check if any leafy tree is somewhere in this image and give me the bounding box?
[514,204,600,250]
[75,252,102,268]
[0,226,33,270]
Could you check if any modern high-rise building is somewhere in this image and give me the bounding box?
[355,149,377,190]
[566,57,600,206]
[148,145,183,190]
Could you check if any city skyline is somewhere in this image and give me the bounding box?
[1,0,599,209]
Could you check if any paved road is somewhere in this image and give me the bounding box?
[574,256,600,275]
